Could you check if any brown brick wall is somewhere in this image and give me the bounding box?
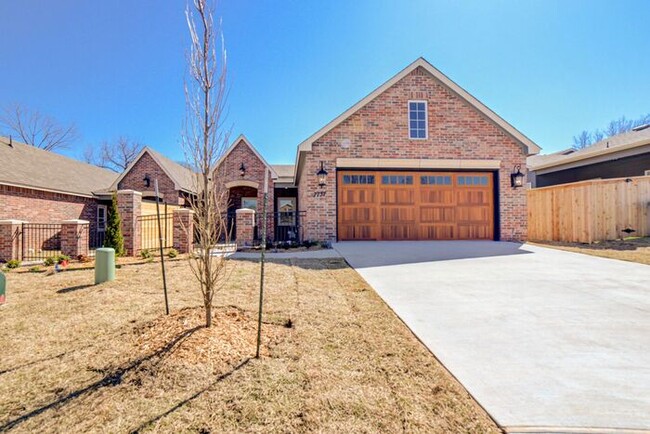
[0,184,98,229]
[216,139,275,240]
[118,152,183,205]
[298,66,529,242]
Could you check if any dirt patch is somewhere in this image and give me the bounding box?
[0,259,499,433]
[532,237,650,265]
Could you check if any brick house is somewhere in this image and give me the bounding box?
[217,57,540,242]
[1,57,541,259]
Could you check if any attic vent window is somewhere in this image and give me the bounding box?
[408,100,428,139]
[632,124,650,131]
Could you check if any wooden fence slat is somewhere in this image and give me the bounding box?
[527,175,650,242]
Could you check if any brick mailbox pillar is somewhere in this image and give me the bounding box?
[173,208,195,254]
[0,220,24,262]
[235,208,256,248]
[60,220,90,258]
[117,190,142,256]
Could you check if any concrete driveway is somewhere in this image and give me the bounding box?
[333,241,650,433]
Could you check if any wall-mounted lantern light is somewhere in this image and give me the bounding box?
[317,161,328,188]
[143,174,151,188]
[239,162,246,177]
[510,165,525,188]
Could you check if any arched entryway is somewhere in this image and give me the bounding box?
[225,180,260,240]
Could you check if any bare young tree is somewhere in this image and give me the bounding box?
[572,113,650,149]
[84,137,144,172]
[572,130,592,149]
[0,103,78,151]
[182,0,231,328]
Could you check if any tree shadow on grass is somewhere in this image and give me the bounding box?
[56,284,96,294]
[0,326,202,432]
[129,357,252,433]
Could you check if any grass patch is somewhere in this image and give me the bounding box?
[0,258,498,433]
[532,237,650,265]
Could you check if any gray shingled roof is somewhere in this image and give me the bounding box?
[145,147,196,193]
[0,136,117,196]
[271,164,295,183]
[528,126,650,170]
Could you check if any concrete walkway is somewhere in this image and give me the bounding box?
[334,241,650,433]
[232,248,341,259]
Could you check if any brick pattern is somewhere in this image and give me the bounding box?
[0,184,98,233]
[118,152,183,205]
[216,139,275,240]
[117,190,142,256]
[298,66,529,242]
[0,221,23,262]
[61,220,90,258]
[172,209,194,253]
[235,208,255,247]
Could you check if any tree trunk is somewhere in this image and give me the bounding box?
[205,301,212,328]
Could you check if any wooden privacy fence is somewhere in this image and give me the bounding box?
[527,176,650,243]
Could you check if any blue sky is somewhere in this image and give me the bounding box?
[1,0,648,164]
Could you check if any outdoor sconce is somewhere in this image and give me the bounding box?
[510,165,525,188]
[317,161,328,188]
[239,162,246,177]
[143,174,151,188]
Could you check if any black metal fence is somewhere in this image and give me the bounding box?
[21,223,62,261]
[138,213,174,251]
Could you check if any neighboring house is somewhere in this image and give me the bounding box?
[528,125,650,188]
[1,56,541,247]
[0,136,117,241]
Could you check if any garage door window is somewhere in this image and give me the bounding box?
[457,175,489,186]
[421,175,452,185]
[342,174,375,184]
[382,175,413,185]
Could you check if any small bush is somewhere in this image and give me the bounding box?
[29,266,42,273]
[43,257,55,266]
[57,255,71,264]
[140,249,152,259]
[167,248,178,259]
[6,259,21,269]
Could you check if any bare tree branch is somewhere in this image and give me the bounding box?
[83,137,144,172]
[0,103,78,151]
[572,112,650,149]
[182,0,232,328]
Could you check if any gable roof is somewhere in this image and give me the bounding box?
[0,136,117,197]
[294,57,541,180]
[271,164,295,184]
[110,146,196,193]
[528,126,650,172]
[217,135,279,179]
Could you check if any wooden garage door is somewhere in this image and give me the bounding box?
[337,171,494,240]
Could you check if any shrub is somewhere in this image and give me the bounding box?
[104,192,125,256]
[43,257,55,266]
[57,254,71,264]
[140,249,152,259]
[168,248,178,259]
[29,266,41,273]
[6,259,21,269]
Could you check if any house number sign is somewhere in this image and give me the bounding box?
[313,191,326,198]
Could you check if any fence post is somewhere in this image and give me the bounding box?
[173,209,194,254]
[235,208,255,248]
[117,190,142,256]
[0,220,24,262]
[60,220,90,258]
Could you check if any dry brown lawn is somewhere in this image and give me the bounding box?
[0,258,499,433]
[531,237,650,266]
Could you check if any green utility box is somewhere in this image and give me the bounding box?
[95,248,116,284]
[0,271,6,305]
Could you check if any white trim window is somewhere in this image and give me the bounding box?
[241,197,258,211]
[408,100,428,139]
[97,205,108,232]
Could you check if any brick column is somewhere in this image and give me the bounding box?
[235,208,255,248]
[173,209,194,254]
[0,220,24,262]
[117,190,142,256]
[60,220,90,258]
